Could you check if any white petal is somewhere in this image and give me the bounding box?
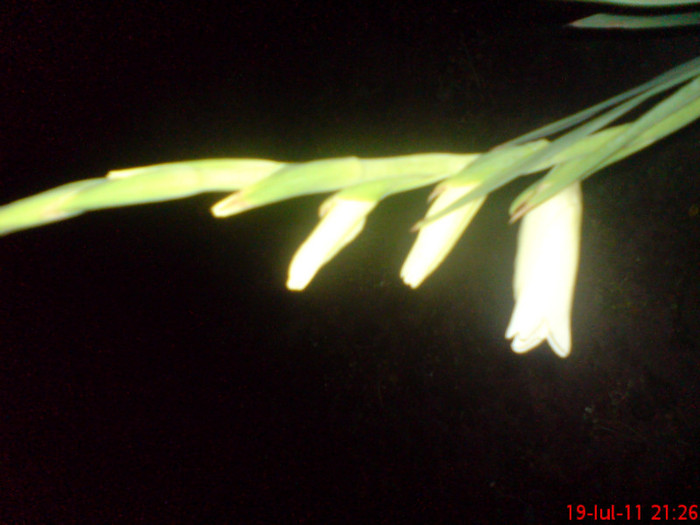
[287,198,376,290]
[401,184,484,288]
[505,182,582,358]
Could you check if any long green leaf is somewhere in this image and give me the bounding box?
[510,75,700,218]
[416,57,700,227]
[570,13,700,29]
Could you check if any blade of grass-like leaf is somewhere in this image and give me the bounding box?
[498,69,700,183]
[570,12,700,29]
[543,92,700,168]
[511,93,700,219]
[417,64,700,227]
[501,55,700,147]
[510,75,700,219]
[604,94,700,161]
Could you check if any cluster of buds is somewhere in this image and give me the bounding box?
[281,177,582,358]
[207,151,583,357]
[3,56,698,358]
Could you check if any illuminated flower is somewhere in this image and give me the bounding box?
[505,182,582,358]
[401,182,485,288]
[287,195,377,290]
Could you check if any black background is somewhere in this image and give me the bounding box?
[1,1,699,522]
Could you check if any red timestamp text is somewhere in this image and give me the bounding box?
[567,504,699,521]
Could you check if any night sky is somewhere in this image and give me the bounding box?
[1,1,700,522]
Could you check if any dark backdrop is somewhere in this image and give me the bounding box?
[1,1,699,522]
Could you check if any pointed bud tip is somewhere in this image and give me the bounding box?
[211,193,250,217]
